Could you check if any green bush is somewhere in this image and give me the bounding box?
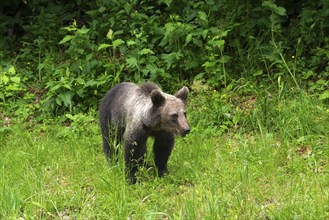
[0,0,328,120]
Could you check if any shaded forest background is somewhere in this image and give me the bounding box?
[0,0,328,121]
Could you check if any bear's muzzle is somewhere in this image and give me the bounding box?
[180,127,190,137]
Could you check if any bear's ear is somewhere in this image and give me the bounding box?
[174,86,189,103]
[151,90,165,106]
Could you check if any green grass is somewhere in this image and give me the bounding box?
[1,93,328,219]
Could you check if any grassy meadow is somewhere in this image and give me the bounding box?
[1,91,328,219]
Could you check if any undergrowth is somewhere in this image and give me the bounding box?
[1,0,328,119]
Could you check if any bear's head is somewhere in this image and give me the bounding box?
[151,86,190,137]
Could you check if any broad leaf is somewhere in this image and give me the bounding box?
[126,57,138,68]
[98,44,111,51]
[139,48,154,55]
[319,90,329,100]
[11,76,21,84]
[59,36,74,44]
[112,39,125,48]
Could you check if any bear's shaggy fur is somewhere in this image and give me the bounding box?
[99,82,190,183]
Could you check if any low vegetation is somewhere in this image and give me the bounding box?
[1,89,328,219]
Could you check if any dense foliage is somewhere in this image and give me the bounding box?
[0,0,328,121]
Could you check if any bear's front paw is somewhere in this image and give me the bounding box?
[129,175,137,184]
[158,168,169,177]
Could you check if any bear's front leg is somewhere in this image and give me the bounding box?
[153,131,175,177]
[124,129,147,184]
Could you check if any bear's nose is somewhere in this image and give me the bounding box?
[184,128,190,135]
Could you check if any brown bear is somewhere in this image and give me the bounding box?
[99,82,190,183]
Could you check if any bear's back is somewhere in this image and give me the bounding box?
[105,82,160,126]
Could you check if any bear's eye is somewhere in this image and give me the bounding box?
[171,113,178,121]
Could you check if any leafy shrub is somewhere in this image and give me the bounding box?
[0,65,38,120]
[0,0,328,121]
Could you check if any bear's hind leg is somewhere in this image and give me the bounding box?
[124,132,147,184]
[153,131,175,177]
